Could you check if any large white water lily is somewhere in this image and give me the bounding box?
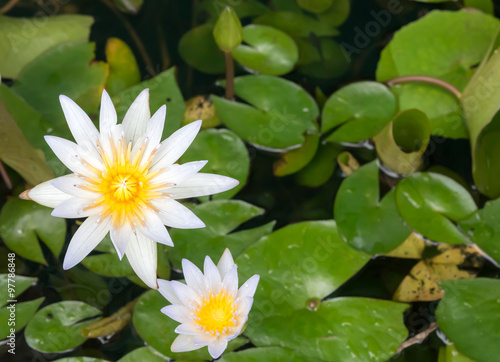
[20,89,238,289]
[158,249,259,359]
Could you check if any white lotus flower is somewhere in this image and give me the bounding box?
[20,89,238,289]
[158,249,259,359]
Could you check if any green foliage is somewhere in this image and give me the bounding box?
[104,38,141,96]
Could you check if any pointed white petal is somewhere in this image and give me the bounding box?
[125,232,158,289]
[25,179,72,208]
[170,280,201,306]
[208,338,228,359]
[238,274,260,299]
[151,161,207,187]
[175,322,199,335]
[171,334,201,353]
[169,173,239,199]
[51,197,100,219]
[236,296,254,320]
[63,215,111,270]
[161,304,192,324]
[217,248,235,280]
[204,256,222,294]
[136,209,173,246]
[59,95,100,148]
[193,333,214,346]
[122,89,150,144]
[150,120,202,171]
[157,279,183,305]
[146,105,166,149]
[99,89,117,133]
[182,259,206,294]
[152,198,205,229]
[50,175,101,199]
[222,264,238,295]
[110,223,132,260]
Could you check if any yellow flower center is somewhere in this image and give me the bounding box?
[80,136,169,228]
[195,289,237,336]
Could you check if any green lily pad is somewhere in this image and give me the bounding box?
[112,67,185,139]
[0,15,93,78]
[322,81,397,143]
[316,0,350,27]
[180,128,249,199]
[213,75,318,149]
[297,0,332,14]
[464,0,493,14]
[438,344,476,362]
[376,10,500,90]
[247,298,408,361]
[219,346,316,361]
[118,346,167,362]
[296,37,349,79]
[25,301,101,353]
[53,358,109,362]
[199,0,269,21]
[295,142,342,187]
[236,221,370,315]
[0,198,66,265]
[0,274,37,304]
[12,42,108,141]
[334,161,411,254]
[179,23,226,74]
[273,132,319,176]
[395,172,477,244]
[169,200,274,269]
[254,11,339,37]
[105,37,140,97]
[133,289,248,359]
[436,278,500,362]
[233,25,298,76]
[0,297,44,339]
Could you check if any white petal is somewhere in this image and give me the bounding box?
[182,259,206,294]
[208,338,228,359]
[63,215,111,270]
[171,334,201,353]
[175,322,199,335]
[146,105,166,150]
[50,175,101,199]
[236,296,254,321]
[59,95,100,148]
[169,173,239,199]
[161,304,192,324]
[204,256,222,294]
[136,209,173,246]
[151,161,208,187]
[24,179,72,208]
[99,89,117,133]
[193,333,214,346]
[125,232,158,289]
[122,89,150,144]
[150,120,202,171]
[110,223,132,260]
[170,280,201,306]
[222,264,238,295]
[157,279,183,305]
[152,198,205,229]
[238,274,260,299]
[51,197,99,219]
[217,248,235,280]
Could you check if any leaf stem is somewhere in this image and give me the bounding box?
[0,160,12,190]
[0,0,20,14]
[386,75,461,99]
[225,52,235,100]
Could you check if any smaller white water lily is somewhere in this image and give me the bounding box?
[158,249,259,359]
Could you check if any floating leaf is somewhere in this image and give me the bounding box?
[0,198,65,265]
[334,161,412,254]
[373,109,431,176]
[297,0,332,14]
[233,25,298,75]
[213,75,318,149]
[82,299,136,338]
[316,0,350,27]
[25,301,101,353]
[322,81,397,143]
[438,344,475,362]
[53,358,109,362]
[133,289,247,359]
[168,200,273,269]
[464,0,493,14]
[105,37,140,96]
[295,143,342,187]
[118,346,167,362]
[183,95,221,129]
[112,67,185,139]
[247,298,408,361]
[376,10,500,90]
[180,129,249,199]
[254,11,338,37]
[219,347,316,361]
[385,232,426,259]
[236,221,370,315]
[0,274,37,303]
[273,132,319,176]
[179,24,226,74]
[296,37,349,79]
[395,172,477,244]
[436,278,500,362]
[393,244,482,302]
[0,15,93,79]
[0,297,44,340]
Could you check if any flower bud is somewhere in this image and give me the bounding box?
[213,7,242,53]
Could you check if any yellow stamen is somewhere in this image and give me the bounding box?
[194,289,237,336]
